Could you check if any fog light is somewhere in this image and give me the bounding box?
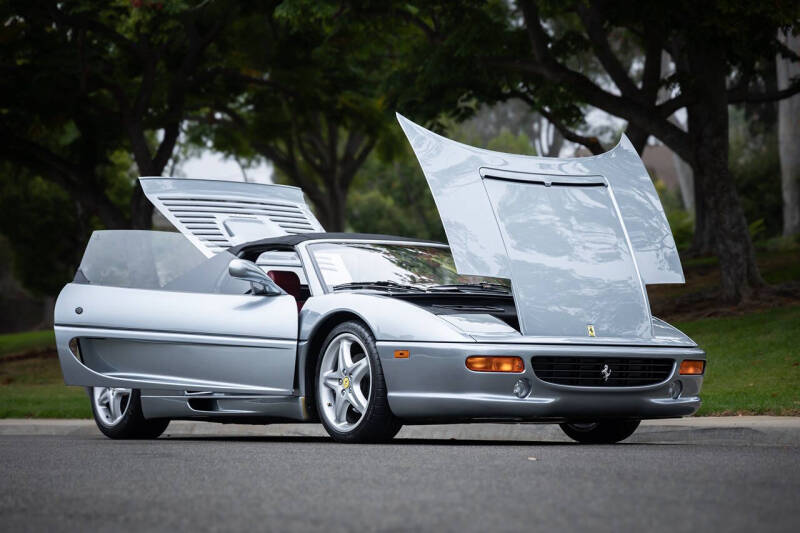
[668,380,683,399]
[513,378,532,398]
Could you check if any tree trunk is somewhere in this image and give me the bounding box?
[672,152,695,210]
[625,123,649,155]
[687,42,763,303]
[130,182,154,229]
[40,296,55,329]
[777,30,800,236]
[688,177,715,255]
[313,183,347,232]
[326,186,347,232]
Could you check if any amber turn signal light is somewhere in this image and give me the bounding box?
[679,360,705,375]
[466,356,524,373]
[394,350,410,359]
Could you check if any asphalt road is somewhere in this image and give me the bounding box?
[1,426,799,532]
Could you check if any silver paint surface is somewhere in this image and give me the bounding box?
[140,394,307,420]
[55,168,702,424]
[298,292,472,343]
[437,314,520,337]
[396,113,683,284]
[141,177,324,257]
[377,340,704,420]
[483,178,651,338]
[55,283,298,393]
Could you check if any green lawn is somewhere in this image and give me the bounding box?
[0,330,55,358]
[0,384,90,418]
[0,306,798,418]
[678,305,800,415]
[0,351,90,418]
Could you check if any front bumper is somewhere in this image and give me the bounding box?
[378,341,705,422]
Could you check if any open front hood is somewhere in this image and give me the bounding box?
[140,177,324,257]
[397,114,684,340]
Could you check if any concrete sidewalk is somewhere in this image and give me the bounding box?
[1,416,798,446]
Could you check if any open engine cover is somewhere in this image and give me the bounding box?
[397,114,684,338]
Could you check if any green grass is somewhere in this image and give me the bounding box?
[0,384,90,418]
[0,306,798,418]
[0,330,55,358]
[0,351,91,418]
[678,306,800,415]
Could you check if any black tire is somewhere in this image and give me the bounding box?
[90,387,170,440]
[559,419,640,444]
[315,321,402,443]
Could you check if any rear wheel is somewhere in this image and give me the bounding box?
[560,420,640,444]
[315,321,402,443]
[90,387,169,439]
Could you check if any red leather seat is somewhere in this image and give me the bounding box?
[267,270,304,311]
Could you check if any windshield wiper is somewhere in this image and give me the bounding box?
[331,281,426,293]
[427,282,511,294]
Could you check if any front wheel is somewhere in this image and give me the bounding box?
[315,321,402,443]
[90,387,169,439]
[560,419,640,444]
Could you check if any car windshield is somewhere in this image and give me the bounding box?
[307,242,510,293]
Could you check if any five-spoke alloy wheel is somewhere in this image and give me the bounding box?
[93,387,132,426]
[315,321,402,443]
[318,333,372,431]
[90,387,170,439]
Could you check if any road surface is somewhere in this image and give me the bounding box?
[0,419,798,532]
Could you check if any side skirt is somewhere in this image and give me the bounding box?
[140,390,310,421]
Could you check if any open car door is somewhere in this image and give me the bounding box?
[397,114,684,340]
[55,231,299,395]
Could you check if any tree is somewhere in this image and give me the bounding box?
[778,30,800,236]
[377,1,800,303]
[193,1,399,231]
[347,116,540,239]
[0,0,233,229]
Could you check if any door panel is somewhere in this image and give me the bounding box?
[54,283,298,394]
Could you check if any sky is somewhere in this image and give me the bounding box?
[177,150,274,184]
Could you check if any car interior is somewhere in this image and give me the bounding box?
[253,249,310,310]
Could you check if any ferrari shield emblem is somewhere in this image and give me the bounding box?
[587,325,596,337]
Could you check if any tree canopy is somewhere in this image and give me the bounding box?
[347,0,800,303]
[1,0,798,308]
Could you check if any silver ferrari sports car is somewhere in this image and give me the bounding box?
[54,114,705,444]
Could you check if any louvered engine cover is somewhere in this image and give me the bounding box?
[140,177,325,257]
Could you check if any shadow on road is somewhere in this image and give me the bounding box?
[154,434,680,447]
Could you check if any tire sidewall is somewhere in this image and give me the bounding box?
[560,419,641,444]
[314,321,398,443]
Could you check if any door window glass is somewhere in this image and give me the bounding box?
[77,230,208,290]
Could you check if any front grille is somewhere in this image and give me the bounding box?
[531,356,674,387]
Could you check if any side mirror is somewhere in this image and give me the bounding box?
[228,259,282,296]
